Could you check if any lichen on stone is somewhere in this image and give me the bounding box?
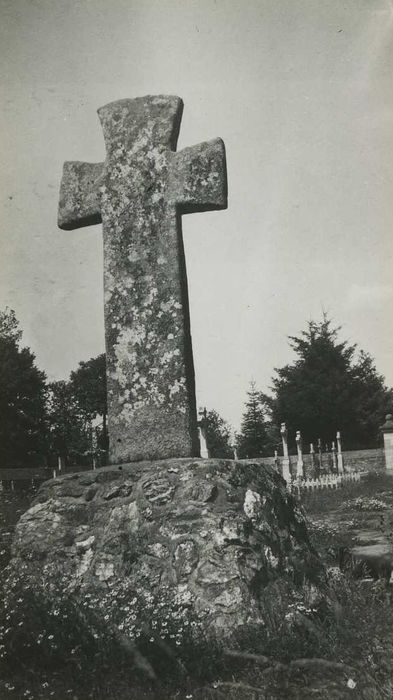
[58,96,228,463]
[9,460,324,643]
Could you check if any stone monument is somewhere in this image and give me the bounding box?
[6,98,323,659]
[58,96,227,464]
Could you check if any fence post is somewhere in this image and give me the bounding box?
[296,430,305,480]
[336,431,344,474]
[280,423,291,484]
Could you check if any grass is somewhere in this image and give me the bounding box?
[2,473,393,698]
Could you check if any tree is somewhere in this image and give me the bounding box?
[0,308,47,467]
[204,409,234,458]
[0,308,22,345]
[46,380,91,466]
[262,316,393,450]
[351,350,393,447]
[69,354,108,457]
[237,381,269,458]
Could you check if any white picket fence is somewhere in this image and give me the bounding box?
[290,470,361,493]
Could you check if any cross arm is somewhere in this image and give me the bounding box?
[58,161,104,230]
[169,138,227,214]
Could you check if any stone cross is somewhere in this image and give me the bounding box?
[58,96,227,463]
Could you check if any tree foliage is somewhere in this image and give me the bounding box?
[0,308,22,345]
[69,354,107,422]
[45,355,108,466]
[0,308,47,467]
[46,381,90,465]
[0,309,107,468]
[203,409,233,458]
[262,316,393,449]
[69,354,108,457]
[237,382,269,458]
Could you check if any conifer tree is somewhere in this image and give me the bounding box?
[262,316,393,449]
[237,381,268,458]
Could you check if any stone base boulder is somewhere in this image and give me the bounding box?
[10,459,323,641]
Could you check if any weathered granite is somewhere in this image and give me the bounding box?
[10,460,323,639]
[58,96,227,463]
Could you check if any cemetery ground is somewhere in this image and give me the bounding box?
[2,472,393,699]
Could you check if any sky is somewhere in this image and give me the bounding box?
[1,0,393,432]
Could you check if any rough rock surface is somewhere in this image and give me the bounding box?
[10,460,322,637]
[58,96,227,463]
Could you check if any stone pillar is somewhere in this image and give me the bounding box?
[280,422,291,483]
[331,441,337,472]
[336,431,344,474]
[381,414,393,473]
[295,430,304,480]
